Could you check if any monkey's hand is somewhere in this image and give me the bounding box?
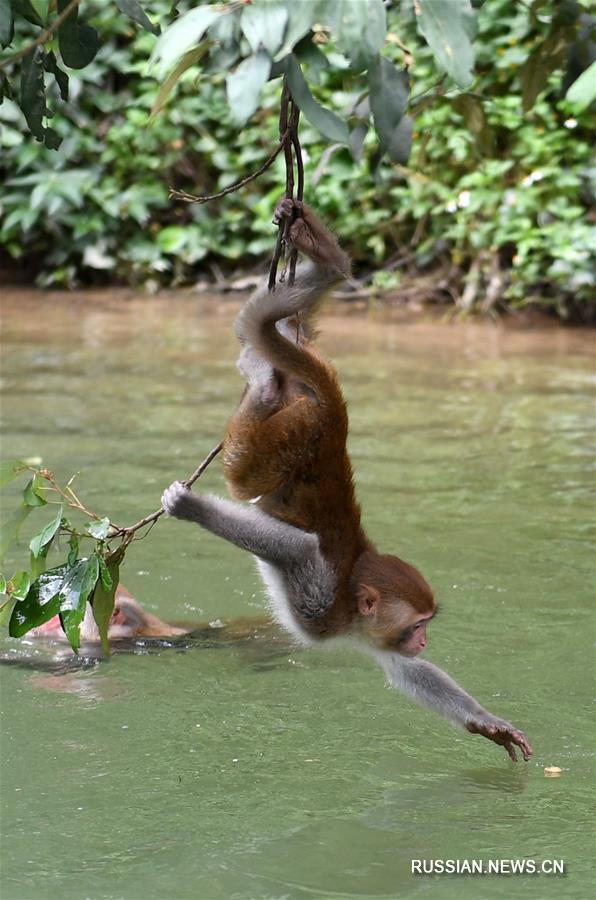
[466,713,533,762]
[161,481,197,522]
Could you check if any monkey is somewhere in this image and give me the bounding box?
[28,585,188,642]
[161,199,532,763]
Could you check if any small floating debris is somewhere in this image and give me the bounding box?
[544,766,562,777]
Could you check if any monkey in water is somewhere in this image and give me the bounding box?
[162,199,532,763]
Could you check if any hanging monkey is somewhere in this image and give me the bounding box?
[162,199,532,763]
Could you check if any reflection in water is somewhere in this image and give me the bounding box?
[1,290,594,900]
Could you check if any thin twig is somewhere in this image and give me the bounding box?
[0,0,81,71]
[116,441,224,538]
[170,136,287,204]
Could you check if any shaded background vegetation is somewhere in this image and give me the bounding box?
[0,0,594,319]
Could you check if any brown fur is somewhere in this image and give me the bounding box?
[222,203,435,643]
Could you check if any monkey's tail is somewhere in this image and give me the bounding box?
[235,262,343,402]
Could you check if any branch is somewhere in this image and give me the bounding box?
[170,136,287,204]
[0,0,81,71]
[116,441,223,541]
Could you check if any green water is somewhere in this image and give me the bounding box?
[1,291,594,900]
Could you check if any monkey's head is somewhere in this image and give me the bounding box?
[353,551,436,657]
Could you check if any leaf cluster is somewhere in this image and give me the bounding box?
[0,0,594,315]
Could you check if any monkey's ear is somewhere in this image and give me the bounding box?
[357,584,381,617]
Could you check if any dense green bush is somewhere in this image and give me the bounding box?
[0,0,594,318]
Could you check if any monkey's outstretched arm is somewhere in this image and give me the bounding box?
[378,653,533,762]
[162,481,320,565]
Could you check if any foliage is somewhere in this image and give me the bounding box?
[0,0,594,316]
[0,460,127,651]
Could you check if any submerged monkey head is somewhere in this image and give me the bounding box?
[352,551,437,656]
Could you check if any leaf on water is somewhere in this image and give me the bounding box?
[0,459,27,488]
[368,54,409,155]
[415,0,476,88]
[29,505,63,558]
[150,5,223,80]
[284,55,349,145]
[226,51,271,125]
[115,0,160,36]
[241,2,287,57]
[57,0,99,69]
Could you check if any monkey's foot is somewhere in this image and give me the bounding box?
[161,481,196,522]
[466,715,533,762]
[273,197,302,225]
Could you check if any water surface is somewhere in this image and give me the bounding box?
[1,290,594,900]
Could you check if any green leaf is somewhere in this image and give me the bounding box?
[29,0,49,24]
[115,0,160,36]
[415,0,476,88]
[20,48,61,150]
[349,122,368,162]
[98,555,113,592]
[0,596,14,627]
[452,94,494,155]
[274,2,317,61]
[294,38,329,84]
[57,0,99,70]
[0,459,27,488]
[566,61,596,111]
[387,115,413,165]
[368,55,409,155]
[86,517,111,540]
[59,555,99,653]
[284,54,349,144]
[335,0,387,70]
[92,557,121,655]
[68,533,79,567]
[23,474,47,507]
[241,2,287,57]
[8,563,69,637]
[0,0,14,47]
[520,30,568,112]
[0,506,33,566]
[45,50,69,101]
[150,5,222,79]
[150,43,208,119]
[226,51,271,125]
[29,505,63,558]
[9,571,30,601]
[11,0,43,27]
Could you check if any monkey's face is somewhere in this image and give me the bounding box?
[358,587,437,657]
